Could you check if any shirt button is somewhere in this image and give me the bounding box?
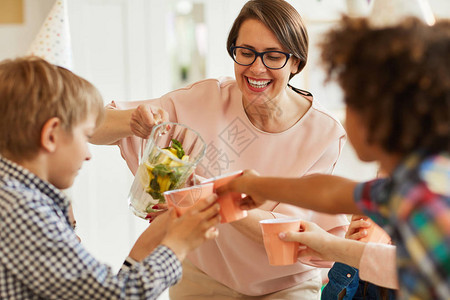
[347,274,352,278]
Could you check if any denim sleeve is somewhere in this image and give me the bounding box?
[322,263,359,300]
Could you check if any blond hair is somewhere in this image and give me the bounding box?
[0,56,104,159]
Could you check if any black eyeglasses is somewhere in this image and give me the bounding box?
[230,46,293,70]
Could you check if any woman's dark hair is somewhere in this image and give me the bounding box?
[321,17,450,155]
[226,0,308,80]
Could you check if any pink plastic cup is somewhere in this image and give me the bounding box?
[202,170,247,223]
[163,183,214,216]
[260,218,302,266]
[360,218,391,244]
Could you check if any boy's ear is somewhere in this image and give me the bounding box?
[41,117,62,153]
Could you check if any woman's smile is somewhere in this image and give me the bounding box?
[246,76,272,91]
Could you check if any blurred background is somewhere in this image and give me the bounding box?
[0,0,449,298]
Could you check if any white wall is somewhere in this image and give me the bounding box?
[1,1,449,299]
[0,0,54,59]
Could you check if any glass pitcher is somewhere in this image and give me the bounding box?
[128,122,206,219]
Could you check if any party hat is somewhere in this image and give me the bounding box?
[27,0,73,69]
[368,0,436,28]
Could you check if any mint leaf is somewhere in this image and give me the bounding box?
[171,139,185,159]
[152,164,172,177]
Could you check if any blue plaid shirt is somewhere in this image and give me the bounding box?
[355,152,450,300]
[0,156,182,299]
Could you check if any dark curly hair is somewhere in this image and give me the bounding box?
[321,17,450,155]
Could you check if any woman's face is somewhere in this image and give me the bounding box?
[234,19,299,106]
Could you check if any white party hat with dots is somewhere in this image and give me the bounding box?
[368,0,435,28]
[27,0,73,69]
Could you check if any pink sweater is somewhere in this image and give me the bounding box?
[360,243,398,289]
[110,78,350,295]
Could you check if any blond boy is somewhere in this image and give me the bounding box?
[0,57,220,299]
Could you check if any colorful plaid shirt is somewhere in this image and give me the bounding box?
[354,152,450,300]
[0,156,182,299]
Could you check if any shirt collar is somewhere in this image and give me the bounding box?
[0,155,70,213]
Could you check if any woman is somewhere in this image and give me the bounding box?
[91,0,348,298]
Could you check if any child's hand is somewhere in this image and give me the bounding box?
[345,214,371,241]
[216,169,265,210]
[279,220,337,262]
[146,208,171,237]
[161,194,221,261]
[130,104,169,139]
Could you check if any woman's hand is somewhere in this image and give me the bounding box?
[216,169,265,210]
[130,104,169,139]
[345,214,371,241]
[145,203,169,223]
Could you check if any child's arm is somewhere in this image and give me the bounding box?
[281,217,398,289]
[128,194,220,262]
[280,220,365,268]
[127,210,172,261]
[281,221,398,288]
[217,170,361,215]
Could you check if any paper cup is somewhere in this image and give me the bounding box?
[260,218,302,266]
[163,183,214,216]
[202,170,247,223]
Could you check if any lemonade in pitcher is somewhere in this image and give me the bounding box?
[128,122,206,219]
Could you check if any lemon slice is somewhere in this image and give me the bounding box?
[169,160,184,167]
[160,149,176,165]
[144,161,154,170]
[138,163,150,188]
[157,175,172,193]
